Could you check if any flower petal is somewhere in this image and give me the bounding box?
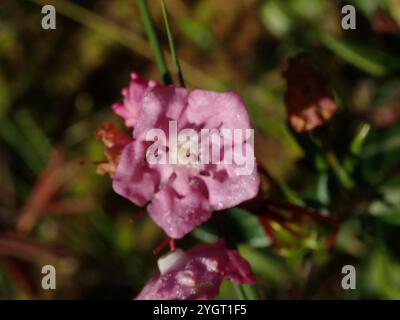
[147,182,211,239]
[112,141,160,206]
[185,90,251,131]
[135,240,255,300]
[134,85,188,141]
[112,73,158,127]
[223,250,256,284]
[201,167,259,211]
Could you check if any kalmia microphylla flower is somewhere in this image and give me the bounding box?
[112,81,260,239]
[283,53,337,132]
[112,72,158,127]
[135,240,255,300]
[94,123,132,176]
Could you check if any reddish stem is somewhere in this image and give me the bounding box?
[152,237,176,255]
[169,239,176,252]
[129,210,146,223]
[152,238,169,255]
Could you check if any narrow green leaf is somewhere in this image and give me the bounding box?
[161,0,185,87]
[350,122,371,156]
[324,149,354,189]
[178,17,213,50]
[137,0,172,85]
[191,208,270,248]
[242,284,260,300]
[233,283,248,300]
[0,119,44,174]
[15,109,52,163]
[321,33,400,77]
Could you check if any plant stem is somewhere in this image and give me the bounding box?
[137,0,172,85]
[324,150,354,190]
[275,178,305,206]
[350,122,371,156]
[307,132,354,190]
[161,0,186,87]
[28,0,223,88]
[233,283,248,300]
[243,284,260,300]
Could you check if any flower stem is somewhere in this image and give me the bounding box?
[161,0,186,87]
[242,284,259,300]
[275,178,305,206]
[349,122,371,156]
[137,0,172,85]
[307,132,355,190]
[233,283,248,300]
[324,150,354,190]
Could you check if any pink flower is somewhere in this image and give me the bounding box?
[112,73,158,127]
[135,240,256,300]
[112,83,259,239]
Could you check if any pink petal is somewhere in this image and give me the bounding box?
[201,167,259,211]
[134,85,188,141]
[185,90,251,131]
[135,240,256,300]
[135,262,222,300]
[223,250,256,284]
[189,241,255,284]
[112,140,160,206]
[147,181,211,239]
[112,73,157,127]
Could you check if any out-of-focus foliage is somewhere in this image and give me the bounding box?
[0,0,399,299]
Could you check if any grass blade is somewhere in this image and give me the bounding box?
[161,0,185,87]
[137,0,172,85]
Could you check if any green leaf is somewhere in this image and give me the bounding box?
[321,33,400,77]
[373,79,400,106]
[369,177,400,225]
[161,0,185,87]
[137,0,172,85]
[178,17,213,50]
[369,250,400,299]
[191,208,270,248]
[0,118,45,174]
[260,1,292,37]
[361,123,400,183]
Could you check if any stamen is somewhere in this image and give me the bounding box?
[153,238,169,255]
[152,238,176,255]
[169,238,176,252]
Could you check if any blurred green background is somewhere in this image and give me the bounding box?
[1,0,400,299]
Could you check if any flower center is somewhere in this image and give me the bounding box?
[176,139,199,168]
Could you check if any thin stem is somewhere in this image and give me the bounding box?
[350,122,371,156]
[233,283,248,300]
[324,150,354,190]
[258,163,304,206]
[307,132,354,190]
[345,122,371,173]
[275,178,305,206]
[242,284,260,300]
[28,0,223,88]
[161,0,185,87]
[137,0,172,85]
